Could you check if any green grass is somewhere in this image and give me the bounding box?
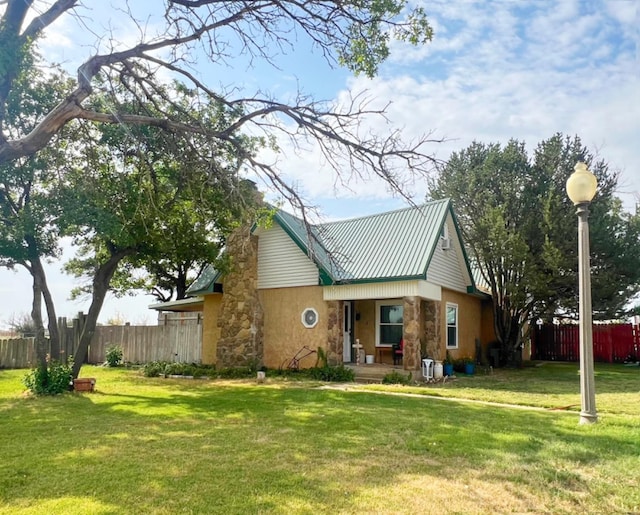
[0,363,638,514]
[363,362,639,416]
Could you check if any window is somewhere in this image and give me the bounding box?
[376,300,403,346]
[301,308,318,328]
[446,303,458,348]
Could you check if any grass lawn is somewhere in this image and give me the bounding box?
[0,363,638,514]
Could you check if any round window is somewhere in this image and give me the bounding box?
[301,308,318,328]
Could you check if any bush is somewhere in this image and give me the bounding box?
[382,370,413,385]
[142,361,169,377]
[307,364,355,382]
[142,361,218,378]
[105,345,124,367]
[23,360,73,395]
[453,358,466,373]
[217,366,255,379]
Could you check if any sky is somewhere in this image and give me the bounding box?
[0,0,638,328]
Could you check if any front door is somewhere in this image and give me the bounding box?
[343,301,352,362]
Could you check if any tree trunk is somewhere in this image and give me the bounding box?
[29,267,47,371]
[71,248,133,378]
[24,236,61,360]
[491,296,526,367]
[30,256,61,360]
[175,267,187,300]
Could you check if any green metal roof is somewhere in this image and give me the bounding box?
[314,199,451,283]
[185,265,223,296]
[187,198,479,292]
[272,199,463,284]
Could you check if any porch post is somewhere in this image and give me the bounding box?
[403,296,421,370]
[423,300,441,361]
[326,300,343,366]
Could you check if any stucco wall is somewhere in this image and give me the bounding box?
[201,294,222,365]
[353,299,376,358]
[259,285,329,369]
[440,288,483,360]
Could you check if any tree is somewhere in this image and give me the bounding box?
[74,83,263,304]
[1,2,439,378]
[429,134,640,363]
[0,1,437,211]
[0,68,78,367]
[56,84,260,378]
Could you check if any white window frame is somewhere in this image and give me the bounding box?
[375,299,403,347]
[301,307,319,329]
[446,302,458,349]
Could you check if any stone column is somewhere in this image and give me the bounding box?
[216,226,264,368]
[402,296,421,370]
[423,300,441,361]
[326,300,343,365]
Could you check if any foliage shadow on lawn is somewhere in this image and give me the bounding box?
[1,375,638,513]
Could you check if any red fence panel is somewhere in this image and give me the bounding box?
[532,322,639,363]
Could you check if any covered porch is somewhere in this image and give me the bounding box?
[324,279,443,372]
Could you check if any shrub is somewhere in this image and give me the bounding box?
[382,370,413,385]
[23,359,73,395]
[142,361,169,377]
[105,345,124,367]
[142,361,218,378]
[453,358,466,373]
[307,364,355,382]
[217,366,255,379]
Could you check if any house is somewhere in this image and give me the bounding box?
[150,199,495,371]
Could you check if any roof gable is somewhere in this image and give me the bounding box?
[268,199,478,289]
[187,199,481,295]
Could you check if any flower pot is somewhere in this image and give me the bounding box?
[73,378,96,392]
[464,363,475,375]
[443,363,454,376]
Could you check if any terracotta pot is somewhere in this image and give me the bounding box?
[73,378,96,392]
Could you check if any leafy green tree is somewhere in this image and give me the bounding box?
[1,1,439,380]
[0,1,436,209]
[429,134,640,363]
[56,83,260,377]
[0,68,77,367]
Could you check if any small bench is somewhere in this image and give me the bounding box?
[375,346,393,364]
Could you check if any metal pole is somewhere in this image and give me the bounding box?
[577,202,598,424]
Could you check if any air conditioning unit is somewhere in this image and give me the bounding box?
[441,237,451,250]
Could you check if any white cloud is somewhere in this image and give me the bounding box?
[2,0,637,324]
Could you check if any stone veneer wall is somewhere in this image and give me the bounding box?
[402,296,421,370]
[422,299,441,361]
[216,226,264,367]
[326,300,343,366]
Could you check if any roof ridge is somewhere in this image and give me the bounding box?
[317,198,450,227]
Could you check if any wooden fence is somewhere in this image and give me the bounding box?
[0,313,202,369]
[0,337,39,369]
[531,322,640,363]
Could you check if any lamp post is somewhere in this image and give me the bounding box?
[566,162,598,424]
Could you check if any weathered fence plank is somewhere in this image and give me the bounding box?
[0,338,38,369]
[0,314,202,369]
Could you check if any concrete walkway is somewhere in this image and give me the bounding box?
[318,383,577,413]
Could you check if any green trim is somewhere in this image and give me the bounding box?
[421,199,450,278]
[319,269,334,286]
[333,274,426,286]
[448,205,479,292]
[274,212,337,283]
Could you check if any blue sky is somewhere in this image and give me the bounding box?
[0,0,638,327]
